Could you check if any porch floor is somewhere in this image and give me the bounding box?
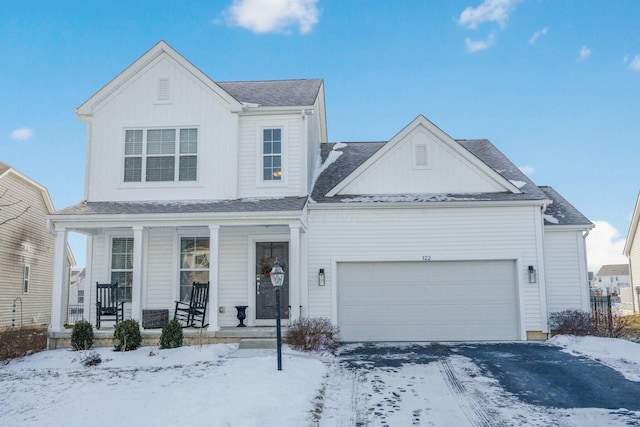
[49,326,287,350]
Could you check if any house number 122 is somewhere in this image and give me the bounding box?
[422,256,432,261]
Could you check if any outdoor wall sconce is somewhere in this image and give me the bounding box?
[318,268,325,286]
[528,265,537,283]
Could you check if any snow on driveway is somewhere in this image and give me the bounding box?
[320,341,640,427]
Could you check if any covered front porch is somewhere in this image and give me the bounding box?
[48,198,309,342]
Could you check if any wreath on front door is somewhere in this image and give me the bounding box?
[259,258,272,277]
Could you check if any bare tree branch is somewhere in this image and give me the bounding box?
[0,205,30,226]
[0,189,30,226]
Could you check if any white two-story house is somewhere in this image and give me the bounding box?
[49,41,593,343]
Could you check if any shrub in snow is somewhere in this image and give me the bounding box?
[80,351,102,367]
[549,310,591,336]
[285,317,340,354]
[113,319,142,351]
[159,319,183,349]
[71,320,94,350]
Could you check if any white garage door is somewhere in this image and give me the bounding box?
[337,260,519,341]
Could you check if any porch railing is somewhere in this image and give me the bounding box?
[66,304,85,325]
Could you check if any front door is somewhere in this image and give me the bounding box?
[256,242,289,320]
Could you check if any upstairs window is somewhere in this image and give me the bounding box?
[262,128,282,181]
[124,128,197,183]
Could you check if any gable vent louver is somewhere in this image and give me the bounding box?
[158,78,169,101]
[415,144,428,167]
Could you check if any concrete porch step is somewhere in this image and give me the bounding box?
[238,338,277,349]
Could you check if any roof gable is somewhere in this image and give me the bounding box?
[326,115,522,197]
[76,41,243,117]
[0,162,55,214]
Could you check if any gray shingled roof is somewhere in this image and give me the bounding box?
[218,79,322,107]
[311,139,552,204]
[539,186,593,227]
[0,161,11,175]
[596,264,630,276]
[53,197,308,216]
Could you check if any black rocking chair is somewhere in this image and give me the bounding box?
[96,282,125,329]
[174,282,210,328]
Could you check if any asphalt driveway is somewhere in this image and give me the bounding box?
[319,342,640,426]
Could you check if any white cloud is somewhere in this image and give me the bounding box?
[10,127,33,141]
[518,165,535,175]
[528,27,548,45]
[458,0,519,29]
[579,45,592,60]
[586,221,628,272]
[465,34,495,53]
[222,0,319,34]
[629,55,640,71]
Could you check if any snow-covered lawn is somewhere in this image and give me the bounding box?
[1,336,639,426]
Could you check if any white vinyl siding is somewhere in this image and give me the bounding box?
[86,55,239,202]
[544,230,588,312]
[237,115,304,198]
[144,229,175,308]
[307,205,543,335]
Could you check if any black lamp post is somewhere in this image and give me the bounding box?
[270,259,285,371]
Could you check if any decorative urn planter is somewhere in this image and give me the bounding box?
[234,305,248,327]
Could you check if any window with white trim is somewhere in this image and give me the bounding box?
[111,237,133,302]
[124,128,197,182]
[179,237,210,301]
[23,265,30,293]
[262,128,282,181]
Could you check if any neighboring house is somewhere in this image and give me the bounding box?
[594,264,633,315]
[624,193,640,314]
[48,41,593,342]
[67,267,86,324]
[0,162,74,328]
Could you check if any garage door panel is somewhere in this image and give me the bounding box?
[338,260,519,341]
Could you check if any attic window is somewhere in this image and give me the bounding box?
[157,78,169,101]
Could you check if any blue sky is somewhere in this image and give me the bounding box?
[1,0,639,270]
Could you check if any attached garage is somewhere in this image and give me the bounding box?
[337,260,520,341]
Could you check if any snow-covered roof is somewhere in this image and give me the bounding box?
[538,186,593,227]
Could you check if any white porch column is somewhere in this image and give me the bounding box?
[131,226,145,323]
[208,225,220,332]
[50,228,69,333]
[289,225,301,321]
